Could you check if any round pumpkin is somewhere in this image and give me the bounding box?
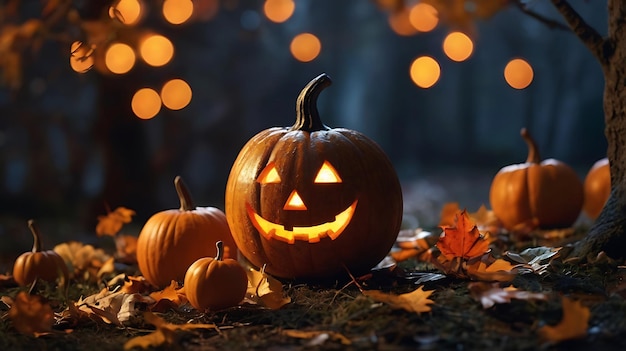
[13,220,69,287]
[183,241,248,311]
[489,128,583,231]
[136,176,237,288]
[225,73,403,280]
[583,157,610,220]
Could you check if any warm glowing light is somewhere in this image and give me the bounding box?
[263,0,295,23]
[139,34,174,67]
[443,32,473,62]
[160,79,192,110]
[109,0,142,25]
[284,190,307,210]
[247,200,358,243]
[409,3,438,32]
[163,0,194,25]
[410,56,440,88]
[388,7,417,36]
[290,33,321,62]
[257,162,281,184]
[105,43,136,74]
[69,41,94,73]
[504,58,534,89]
[314,161,342,183]
[132,88,161,119]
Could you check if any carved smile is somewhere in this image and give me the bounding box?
[246,200,358,244]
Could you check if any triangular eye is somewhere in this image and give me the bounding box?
[257,162,281,184]
[314,161,342,183]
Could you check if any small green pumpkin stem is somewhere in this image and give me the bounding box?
[174,176,196,211]
[292,73,332,132]
[215,241,224,261]
[521,128,541,164]
[27,219,42,253]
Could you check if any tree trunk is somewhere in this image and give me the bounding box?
[556,0,626,259]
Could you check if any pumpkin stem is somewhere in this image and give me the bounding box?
[27,219,43,253]
[215,241,224,261]
[521,128,541,163]
[174,176,196,211]
[292,73,332,132]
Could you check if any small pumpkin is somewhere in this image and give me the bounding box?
[136,176,237,288]
[183,241,248,311]
[489,128,583,231]
[13,220,69,287]
[225,73,403,280]
[583,157,610,220]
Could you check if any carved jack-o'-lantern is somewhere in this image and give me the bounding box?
[225,73,403,280]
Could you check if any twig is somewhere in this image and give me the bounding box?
[511,0,570,31]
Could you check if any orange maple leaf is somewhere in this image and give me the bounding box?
[96,206,135,237]
[8,292,54,336]
[150,280,188,312]
[437,209,490,260]
[363,285,435,314]
[539,297,590,343]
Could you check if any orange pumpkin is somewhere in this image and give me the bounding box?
[225,73,403,280]
[489,128,583,231]
[183,241,248,311]
[583,158,610,220]
[13,220,69,287]
[136,176,237,288]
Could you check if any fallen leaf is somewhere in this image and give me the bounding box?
[466,258,518,282]
[115,234,138,264]
[245,265,291,309]
[539,297,590,343]
[505,246,561,275]
[282,329,352,346]
[8,291,54,336]
[438,202,460,227]
[364,285,434,314]
[392,229,437,262]
[468,282,548,309]
[437,209,490,260]
[96,206,136,237]
[76,287,154,325]
[150,280,187,312]
[53,241,111,281]
[470,204,502,235]
[123,312,216,350]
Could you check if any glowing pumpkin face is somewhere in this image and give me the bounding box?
[225,74,403,280]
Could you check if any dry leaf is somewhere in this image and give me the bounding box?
[539,297,590,343]
[470,204,502,236]
[76,287,154,325]
[96,206,136,237]
[392,229,437,262]
[8,291,54,336]
[115,234,138,264]
[466,258,518,282]
[53,241,111,281]
[123,312,216,350]
[437,209,490,260]
[438,202,460,227]
[364,285,434,314]
[469,282,548,309]
[282,329,351,346]
[245,266,291,309]
[150,280,188,312]
[505,247,561,275]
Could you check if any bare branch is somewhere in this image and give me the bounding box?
[511,0,570,31]
[549,0,612,64]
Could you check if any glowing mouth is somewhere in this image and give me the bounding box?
[246,200,358,244]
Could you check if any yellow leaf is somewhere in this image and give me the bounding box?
[364,285,434,314]
[96,206,136,237]
[466,258,518,282]
[245,266,291,309]
[124,312,216,350]
[282,329,352,346]
[539,297,590,343]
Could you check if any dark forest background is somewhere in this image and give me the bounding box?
[0,0,607,255]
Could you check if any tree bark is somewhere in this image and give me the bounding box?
[552,0,626,259]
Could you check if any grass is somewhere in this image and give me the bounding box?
[3,232,626,351]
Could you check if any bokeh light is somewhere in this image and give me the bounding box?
[104,43,136,74]
[139,34,174,67]
[132,88,161,119]
[388,7,417,36]
[161,79,192,110]
[163,0,194,25]
[410,56,440,88]
[109,0,142,25]
[504,58,534,89]
[409,3,438,32]
[69,41,94,73]
[443,32,473,62]
[290,33,321,62]
[263,0,295,23]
